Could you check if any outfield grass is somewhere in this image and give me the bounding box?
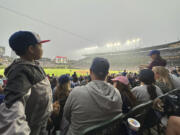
[0,68,120,77]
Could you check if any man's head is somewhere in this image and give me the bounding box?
[148,50,160,60]
[9,31,50,60]
[90,57,110,81]
[139,69,155,85]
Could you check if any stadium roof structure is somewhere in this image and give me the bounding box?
[84,41,180,57]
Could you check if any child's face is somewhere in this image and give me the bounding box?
[33,43,43,60]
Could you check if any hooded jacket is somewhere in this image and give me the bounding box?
[0,59,52,135]
[63,80,122,135]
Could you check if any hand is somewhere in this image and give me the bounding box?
[153,98,164,112]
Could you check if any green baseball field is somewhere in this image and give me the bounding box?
[0,68,120,77]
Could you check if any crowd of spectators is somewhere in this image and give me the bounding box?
[0,31,180,135]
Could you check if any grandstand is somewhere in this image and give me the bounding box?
[72,41,180,70]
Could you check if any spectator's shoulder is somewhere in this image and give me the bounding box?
[131,86,140,91]
[70,85,87,96]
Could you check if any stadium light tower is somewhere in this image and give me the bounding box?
[132,39,136,43]
[126,40,131,45]
[117,42,121,46]
[136,38,141,42]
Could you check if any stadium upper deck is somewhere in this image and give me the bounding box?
[73,41,180,70]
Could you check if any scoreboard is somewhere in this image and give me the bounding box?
[55,56,68,64]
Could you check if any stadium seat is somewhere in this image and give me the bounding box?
[80,113,126,135]
[124,101,161,135]
[159,88,180,117]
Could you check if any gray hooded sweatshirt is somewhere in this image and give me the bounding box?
[63,80,122,135]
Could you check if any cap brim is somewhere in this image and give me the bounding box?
[39,40,50,44]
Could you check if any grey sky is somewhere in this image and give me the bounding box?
[0,0,180,59]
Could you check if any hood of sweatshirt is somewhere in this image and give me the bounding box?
[86,80,122,111]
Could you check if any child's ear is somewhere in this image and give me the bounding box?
[28,45,34,54]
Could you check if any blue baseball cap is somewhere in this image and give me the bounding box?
[90,57,110,77]
[9,31,50,54]
[148,50,160,56]
[58,75,70,85]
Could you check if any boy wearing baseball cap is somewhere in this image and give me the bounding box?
[0,31,52,135]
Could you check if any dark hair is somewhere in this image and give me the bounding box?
[73,76,78,83]
[106,76,113,85]
[139,69,158,100]
[14,48,28,56]
[91,69,107,80]
[156,55,167,65]
[146,84,157,100]
[116,81,137,107]
[54,81,70,101]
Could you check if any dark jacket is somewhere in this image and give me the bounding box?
[148,58,167,69]
[0,59,52,135]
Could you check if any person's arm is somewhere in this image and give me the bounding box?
[0,91,31,135]
[156,86,163,96]
[166,116,180,135]
[1,67,32,134]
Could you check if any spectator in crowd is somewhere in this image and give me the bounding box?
[171,69,179,77]
[79,75,84,83]
[80,76,90,86]
[0,31,52,135]
[132,69,163,104]
[140,50,166,69]
[176,66,180,76]
[0,75,4,104]
[53,75,71,107]
[72,72,77,79]
[169,72,180,89]
[62,57,122,135]
[122,69,127,76]
[152,66,174,93]
[71,75,80,88]
[51,75,71,134]
[53,75,71,102]
[112,76,137,113]
[106,75,114,85]
[52,73,55,78]
[127,73,135,88]
[166,116,180,135]
[50,77,58,92]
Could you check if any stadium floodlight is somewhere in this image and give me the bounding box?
[126,40,131,45]
[106,43,114,48]
[106,43,111,48]
[116,42,121,46]
[136,38,141,42]
[132,39,136,43]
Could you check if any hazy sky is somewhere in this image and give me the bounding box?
[0,0,180,59]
